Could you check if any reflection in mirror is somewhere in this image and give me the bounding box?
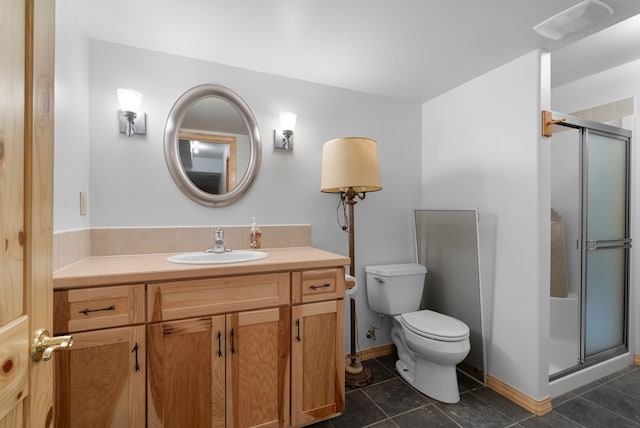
[178,132,237,194]
[164,84,261,207]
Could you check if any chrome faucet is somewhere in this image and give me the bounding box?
[210,228,226,253]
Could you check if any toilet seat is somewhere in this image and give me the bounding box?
[400,310,469,342]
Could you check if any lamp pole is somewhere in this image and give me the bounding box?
[343,187,372,386]
[345,188,357,276]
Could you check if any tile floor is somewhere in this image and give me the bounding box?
[310,355,640,427]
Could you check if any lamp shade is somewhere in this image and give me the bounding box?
[117,88,142,112]
[320,137,382,193]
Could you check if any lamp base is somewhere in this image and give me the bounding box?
[345,361,372,388]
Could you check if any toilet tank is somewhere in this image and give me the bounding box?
[365,263,427,315]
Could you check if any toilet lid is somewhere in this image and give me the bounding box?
[400,310,469,342]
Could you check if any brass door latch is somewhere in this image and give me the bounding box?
[31,329,73,362]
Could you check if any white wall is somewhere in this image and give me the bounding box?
[552,59,640,360]
[55,31,422,351]
[54,0,91,232]
[421,51,551,400]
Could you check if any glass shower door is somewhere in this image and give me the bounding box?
[549,114,631,380]
[582,130,630,361]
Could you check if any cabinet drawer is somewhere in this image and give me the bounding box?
[147,272,290,322]
[293,268,345,303]
[54,284,145,334]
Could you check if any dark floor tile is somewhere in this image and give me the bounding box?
[305,420,334,428]
[519,412,583,428]
[364,377,432,416]
[555,396,639,428]
[364,359,397,385]
[582,385,640,423]
[393,405,459,428]
[331,389,386,428]
[436,392,516,427]
[568,379,601,396]
[376,354,400,374]
[551,392,577,408]
[596,366,639,385]
[368,419,398,428]
[458,370,484,393]
[606,369,640,399]
[471,387,533,421]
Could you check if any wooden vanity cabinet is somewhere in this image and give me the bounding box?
[53,263,347,428]
[291,300,345,426]
[147,309,291,428]
[291,270,346,427]
[53,285,146,428]
[146,315,226,427]
[147,274,291,428]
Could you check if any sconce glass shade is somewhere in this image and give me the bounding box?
[274,112,297,151]
[117,88,146,137]
[279,112,297,131]
[117,88,143,112]
[320,137,382,193]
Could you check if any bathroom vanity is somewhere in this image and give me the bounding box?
[52,247,349,428]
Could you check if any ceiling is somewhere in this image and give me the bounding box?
[66,0,640,103]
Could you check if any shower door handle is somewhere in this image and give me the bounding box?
[585,238,632,251]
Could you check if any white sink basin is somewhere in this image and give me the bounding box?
[167,250,268,265]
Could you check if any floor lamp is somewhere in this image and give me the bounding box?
[320,137,381,387]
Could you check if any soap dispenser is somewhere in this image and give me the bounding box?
[249,217,262,249]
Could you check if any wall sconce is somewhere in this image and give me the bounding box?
[274,112,297,150]
[117,88,146,137]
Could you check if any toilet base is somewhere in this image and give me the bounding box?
[395,357,461,404]
[390,319,465,404]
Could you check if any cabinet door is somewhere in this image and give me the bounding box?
[147,316,226,428]
[291,300,345,427]
[54,325,146,427]
[226,307,290,428]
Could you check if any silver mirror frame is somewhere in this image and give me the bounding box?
[164,84,262,207]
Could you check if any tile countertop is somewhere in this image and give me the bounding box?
[53,246,351,290]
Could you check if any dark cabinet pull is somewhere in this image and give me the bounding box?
[295,319,301,342]
[309,283,331,291]
[230,328,236,354]
[132,342,140,372]
[216,331,222,358]
[78,305,116,316]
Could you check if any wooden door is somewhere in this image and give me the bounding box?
[291,300,345,427]
[147,316,226,428]
[54,326,146,427]
[0,0,55,427]
[226,307,290,428]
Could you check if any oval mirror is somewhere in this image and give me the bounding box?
[164,84,262,207]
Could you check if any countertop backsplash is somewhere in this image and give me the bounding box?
[53,225,311,271]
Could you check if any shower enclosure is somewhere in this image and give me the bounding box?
[549,112,631,380]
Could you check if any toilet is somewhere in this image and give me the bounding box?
[365,263,470,403]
